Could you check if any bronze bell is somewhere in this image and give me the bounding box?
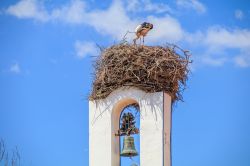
[120,136,138,157]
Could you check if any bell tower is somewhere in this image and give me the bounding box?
[88,44,190,166]
[89,88,172,166]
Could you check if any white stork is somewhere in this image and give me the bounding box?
[133,22,153,45]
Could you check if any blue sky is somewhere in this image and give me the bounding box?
[0,0,250,166]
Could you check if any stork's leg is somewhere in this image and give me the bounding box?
[133,36,139,45]
[140,38,141,45]
[143,36,144,45]
[133,38,136,45]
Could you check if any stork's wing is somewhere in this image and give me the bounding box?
[135,25,142,33]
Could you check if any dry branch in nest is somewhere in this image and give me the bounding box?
[89,43,191,102]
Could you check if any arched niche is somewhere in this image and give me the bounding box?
[111,98,139,166]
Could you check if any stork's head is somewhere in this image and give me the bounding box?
[143,22,153,30]
[148,23,153,29]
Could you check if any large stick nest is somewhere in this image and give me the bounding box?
[89,44,191,102]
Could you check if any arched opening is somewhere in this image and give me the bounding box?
[119,103,140,166]
[111,98,140,166]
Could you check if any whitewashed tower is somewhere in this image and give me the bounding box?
[88,43,190,166]
[89,87,172,166]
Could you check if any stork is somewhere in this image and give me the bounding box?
[133,22,153,45]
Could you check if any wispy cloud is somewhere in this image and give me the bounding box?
[234,49,250,68]
[147,15,184,43]
[176,0,206,13]
[75,41,98,59]
[204,27,250,50]
[6,0,49,22]
[86,1,138,39]
[125,0,172,14]
[186,27,250,67]
[9,62,21,74]
[3,0,189,41]
[234,9,244,20]
[234,56,249,67]
[50,0,86,24]
[200,56,227,67]
[5,0,137,39]
[5,0,250,68]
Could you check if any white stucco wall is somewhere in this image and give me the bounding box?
[89,87,171,166]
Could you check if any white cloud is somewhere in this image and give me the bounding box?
[234,9,244,20]
[85,1,178,41]
[75,41,98,59]
[186,27,250,67]
[49,0,179,41]
[184,31,204,44]
[234,49,250,67]
[125,0,172,14]
[4,0,184,41]
[126,0,140,12]
[185,27,250,53]
[5,0,138,39]
[87,1,138,39]
[234,56,250,67]
[176,0,206,13]
[204,27,250,49]
[144,0,172,13]
[5,0,250,68]
[10,62,21,74]
[147,15,184,43]
[201,56,227,67]
[6,0,49,22]
[51,0,86,24]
